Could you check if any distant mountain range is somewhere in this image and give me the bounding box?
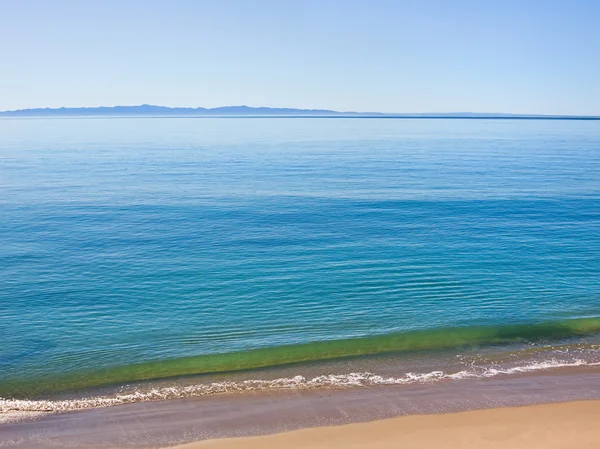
[0,105,344,117]
[0,104,598,119]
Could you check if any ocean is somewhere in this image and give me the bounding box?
[1,117,600,435]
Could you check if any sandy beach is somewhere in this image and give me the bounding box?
[172,400,600,449]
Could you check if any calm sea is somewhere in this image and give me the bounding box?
[1,117,600,418]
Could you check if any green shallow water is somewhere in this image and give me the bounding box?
[4,317,600,398]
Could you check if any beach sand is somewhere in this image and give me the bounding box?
[172,400,600,449]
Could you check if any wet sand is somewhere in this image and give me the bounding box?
[3,369,600,448]
[174,400,600,449]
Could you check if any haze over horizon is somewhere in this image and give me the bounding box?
[1,0,599,115]
[2,103,600,118]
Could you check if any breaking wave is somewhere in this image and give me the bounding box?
[2,357,599,423]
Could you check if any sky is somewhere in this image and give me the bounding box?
[1,0,599,114]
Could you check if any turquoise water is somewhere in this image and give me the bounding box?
[1,118,600,406]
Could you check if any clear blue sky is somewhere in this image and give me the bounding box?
[1,0,599,114]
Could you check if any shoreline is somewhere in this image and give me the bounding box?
[4,319,600,416]
[172,400,600,449]
[4,368,600,447]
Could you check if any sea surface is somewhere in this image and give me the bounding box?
[1,117,600,424]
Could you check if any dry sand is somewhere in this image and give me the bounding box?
[171,400,600,449]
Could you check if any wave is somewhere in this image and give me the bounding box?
[2,357,600,423]
[3,317,600,399]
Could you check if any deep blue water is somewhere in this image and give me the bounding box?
[1,118,599,398]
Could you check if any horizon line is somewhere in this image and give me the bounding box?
[1,104,599,119]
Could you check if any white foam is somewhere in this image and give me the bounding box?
[2,358,599,423]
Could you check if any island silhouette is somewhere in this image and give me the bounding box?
[0,104,598,119]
